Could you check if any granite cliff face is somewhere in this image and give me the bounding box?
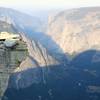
[0,20,28,99]
[0,39,27,98]
[47,7,100,55]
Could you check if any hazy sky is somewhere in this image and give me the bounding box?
[0,0,100,15]
[0,0,100,9]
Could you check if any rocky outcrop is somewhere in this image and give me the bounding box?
[0,20,28,99]
[0,39,27,99]
[47,7,100,55]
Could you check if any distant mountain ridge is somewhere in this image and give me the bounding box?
[0,7,42,33]
[47,7,100,55]
[0,20,18,33]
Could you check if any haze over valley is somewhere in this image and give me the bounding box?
[0,1,100,100]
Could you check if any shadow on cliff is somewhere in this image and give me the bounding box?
[27,32,66,56]
[2,49,100,100]
[24,31,68,63]
[71,49,100,69]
